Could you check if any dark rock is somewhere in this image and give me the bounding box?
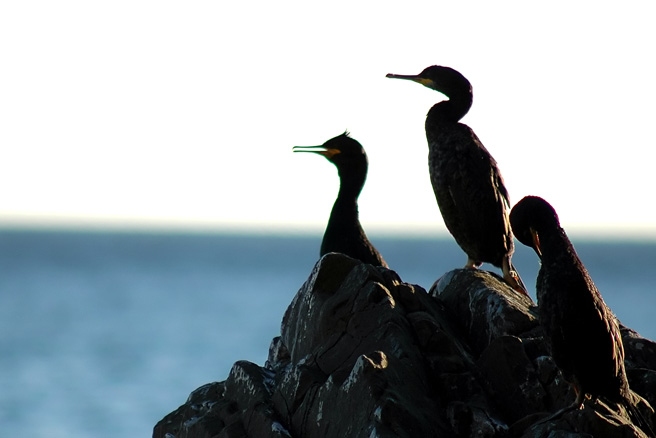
[153,254,655,438]
[628,369,656,409]
[431,268,539,356]
[477,336,547,423]
[623,327,656,370]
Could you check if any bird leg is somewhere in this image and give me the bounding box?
[502,256,530,298]
[571,384,587,410]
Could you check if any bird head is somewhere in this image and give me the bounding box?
[293,131,368,171]
[510,196,561,258]
[386,65,472,100]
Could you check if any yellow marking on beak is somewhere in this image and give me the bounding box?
[416,78,435,87]
[292,146,341,159]
[322,148,341,159]
[530,228,542,258]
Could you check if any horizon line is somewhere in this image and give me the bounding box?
[1,217,655,242]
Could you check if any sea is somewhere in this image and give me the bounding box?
[0,229,654,438]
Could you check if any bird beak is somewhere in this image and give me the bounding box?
[530,228,542,259]
[386,73,435,88]
[292,145,341,159]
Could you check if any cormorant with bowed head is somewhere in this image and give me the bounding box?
[510,195,654,435]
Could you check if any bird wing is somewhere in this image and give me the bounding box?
[577,263,625,379]
[469,129,511,212]
[430,124,513,262]
[544,257,626,396]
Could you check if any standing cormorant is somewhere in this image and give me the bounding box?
[293,132,388,268]
[386,66,527,296]
[510,196,654,434]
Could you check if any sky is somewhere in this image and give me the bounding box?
[1,2,655,238]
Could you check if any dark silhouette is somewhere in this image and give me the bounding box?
[293,132,387,267]
[510,195,654,436]
[386,66,527,296]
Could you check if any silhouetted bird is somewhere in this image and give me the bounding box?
[510,196,654,435]
[293,132,388,268]
[386,66,527,296]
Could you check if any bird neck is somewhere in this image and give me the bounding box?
[426,91,473,124]
[325,191,362,248]
[336,168,365,203]
[539,226,579,266]
[327,172,363,232]
[328,196,359,222]
[321,196,365,259]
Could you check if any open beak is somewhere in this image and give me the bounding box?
[292,145,340,159]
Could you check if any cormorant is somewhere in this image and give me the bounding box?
[293,132,388,268]
[386,66,527,296]
[510,196,654,434]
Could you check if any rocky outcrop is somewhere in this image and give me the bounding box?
[153,253,655,438]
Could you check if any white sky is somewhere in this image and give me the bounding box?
[1,2,655,238]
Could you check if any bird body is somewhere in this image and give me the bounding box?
[510,196,654,434]
[427,118,513,270]
[536,227,627,403]
[387,66,526,295]
[293,132,388,268]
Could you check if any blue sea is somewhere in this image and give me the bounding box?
[0,229,654,437]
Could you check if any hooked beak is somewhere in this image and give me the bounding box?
[292,145,341,159]
[386,73,435,88]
